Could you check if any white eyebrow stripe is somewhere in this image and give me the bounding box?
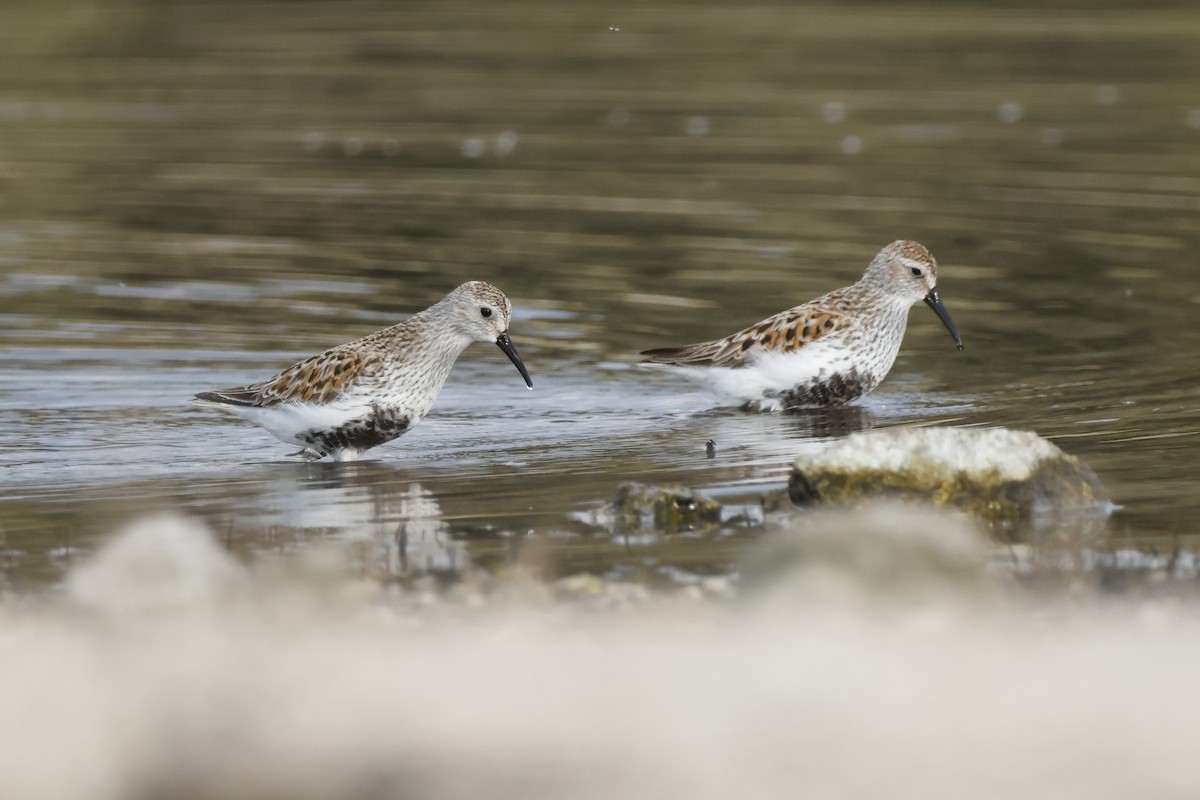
[899,257,930,271]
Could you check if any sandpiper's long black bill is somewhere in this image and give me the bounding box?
[495,332,534,388]
[923,289,964,350]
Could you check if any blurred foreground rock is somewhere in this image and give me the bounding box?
[742,503,999,609]
[65,514,247,616]
[789,427,1110,532]
[3,513,1200,800]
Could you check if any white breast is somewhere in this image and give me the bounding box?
[219,398,394,447]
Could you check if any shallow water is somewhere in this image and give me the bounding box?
[2,0,1200,590]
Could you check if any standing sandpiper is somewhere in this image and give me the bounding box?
[195,281,533,461]
[640,240,962,411]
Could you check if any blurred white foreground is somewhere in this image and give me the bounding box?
[1,509,1197,799]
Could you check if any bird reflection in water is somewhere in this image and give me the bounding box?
[255,462,466,577]
[782,404,874,439]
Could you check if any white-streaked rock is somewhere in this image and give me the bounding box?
[790,426,1110,525]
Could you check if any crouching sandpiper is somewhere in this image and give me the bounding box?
[640,240,962,411]
[195,281,533,461]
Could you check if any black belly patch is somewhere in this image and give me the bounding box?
[302,406,411,454]
[778,368,871,409]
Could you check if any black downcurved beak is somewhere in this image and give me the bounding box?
[495,332,534,389]
[923,289,964,351]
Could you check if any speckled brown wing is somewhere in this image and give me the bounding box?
[196,345,381,407]
[641,300,846,368]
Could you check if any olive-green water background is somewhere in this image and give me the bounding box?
[2,0,1199,589]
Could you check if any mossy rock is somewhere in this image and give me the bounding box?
[609,482,723,532]
[789,427,1110,530]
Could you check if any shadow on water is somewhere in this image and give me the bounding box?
[1,0,1199,588]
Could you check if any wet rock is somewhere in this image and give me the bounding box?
[553,573,651,607]
[789,427,1110,531]
[613,482,723,531]
[579,482,724,533]
[554,573,609,597]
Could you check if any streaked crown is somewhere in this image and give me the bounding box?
[863,240,939,304]
[443,281,515,343]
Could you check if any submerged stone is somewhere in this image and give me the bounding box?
[789,427,1110,530]
[598,482,724,532]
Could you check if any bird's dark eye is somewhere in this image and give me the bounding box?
[910,267,923,277]
[480,307,493,318]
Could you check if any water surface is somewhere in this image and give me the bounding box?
[2,0,1200,589]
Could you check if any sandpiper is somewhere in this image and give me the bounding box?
[194,281,533,461]
[640,240,962,411]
